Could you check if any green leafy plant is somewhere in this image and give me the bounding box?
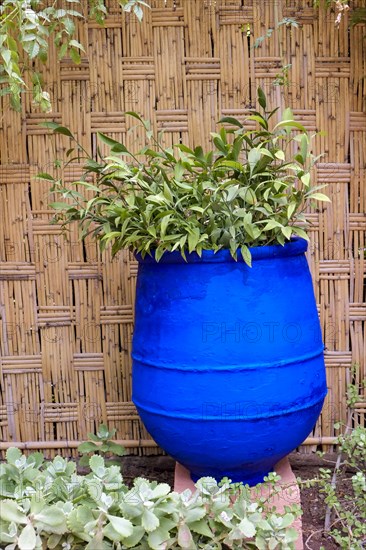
[302,428,366,549]
[0,448,301,549]
[0,0,150,111]
[300,368,366,549]
[40,89,329,266]
[77,424,126,468]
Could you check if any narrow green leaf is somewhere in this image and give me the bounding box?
[188,227,200,253]
[300,134,308,162]
[258,87,267,110]
[263,220,283,231]
[176,144,195,154]
[112,143,130,154]
[287,202,297,219]
[291,226,310,240]
[300,173,311,187]
[248,148,261,175]
[1,49,11,65]
[54,126,75,138]
[49,202,73,210]
[226,184,239,202]
[98,132,123,149]
[70,47,81,64]
[154,246,166,262]
[309,192,331,202]
[274,150,285,161]
[215,160,245,173]
[282,107,294,122]
[58,42,68,59]
[239,188,256,205]
[39,122,74,139]
[36,172,56,181]
[234,208,247,218]
[241,245,252,267]
[26,40,40,59]
[125,111,148,129]
[218,116,243,128]
[69,39,85,51]
[281,226,293,240]
[274,120,306,132]
[246,115,268,129]
[160,214,170,237]
[213,136,228,154]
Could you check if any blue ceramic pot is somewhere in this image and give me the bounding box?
[132,238,327,485]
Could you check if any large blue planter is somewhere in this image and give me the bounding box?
[132,238,327,485]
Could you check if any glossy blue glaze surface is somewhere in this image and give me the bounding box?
[132,238,327,484]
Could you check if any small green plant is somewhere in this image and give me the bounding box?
[77,423,126,467]
[300,368,366,549]
[0,448,302,549]
[40,89,329,266]
[318,427,366,549]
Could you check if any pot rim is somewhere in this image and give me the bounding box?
[135,237,308,264]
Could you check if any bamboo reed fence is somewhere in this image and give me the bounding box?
[0,0,365,457]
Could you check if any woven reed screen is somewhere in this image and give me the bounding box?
[0,0,365,456]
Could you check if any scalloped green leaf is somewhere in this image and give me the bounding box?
[0,500,27,524]
[6,447,22,465]
[150,483,171,499]
[142,509,159,532]
[18,524,36,550]
[148,526,171,550]
[238,517,256,538]
[78,442,99,454]
[106,515,133,538]
[121,526,145,548]
[89,454,105,473]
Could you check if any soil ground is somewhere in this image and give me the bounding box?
[119,452,353,550]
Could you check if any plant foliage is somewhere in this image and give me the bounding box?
[300,369,366,549]
[301,427,366,549]
[78,423,126,468]
[0,449,301,549]
[0,0,149,111]
[42,90,329,266]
